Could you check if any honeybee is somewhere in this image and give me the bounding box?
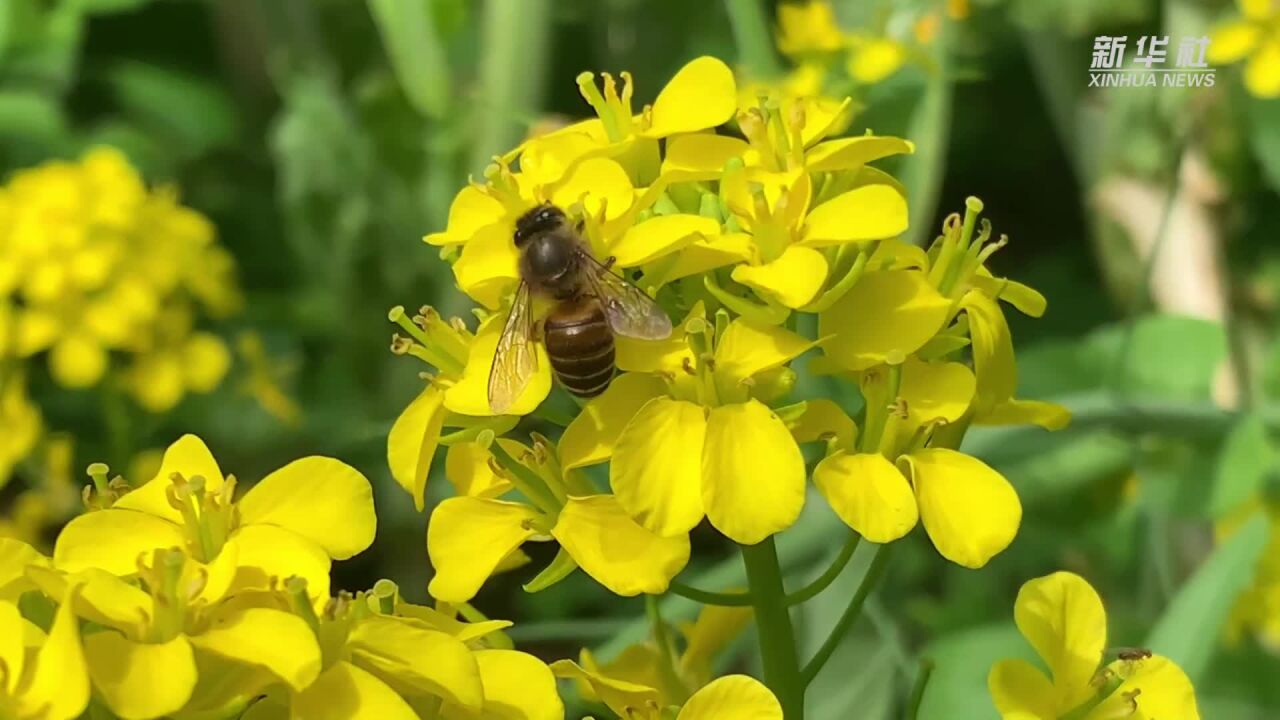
[487,204,673,413]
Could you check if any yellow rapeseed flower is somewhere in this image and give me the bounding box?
[242,581,562,720]
[427,433,690,602]
[28,554,322,720]
[988,572,1200,720]
[557,306,815,545]
[0,372,40,491]
[54,434,377,605]
[1208,0,1280,98]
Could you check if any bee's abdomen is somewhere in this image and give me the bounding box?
[544,303,615,398]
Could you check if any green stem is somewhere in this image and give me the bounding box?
[741,537,805,719]
[905,658,935,720]
[646,595,692,704]
[470,0,551,174]
[723,0,783,80]
[786,533,860,607]
[802,543,892,686]
[668,580,752,607]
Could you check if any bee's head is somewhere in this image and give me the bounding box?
[514,204,566,247]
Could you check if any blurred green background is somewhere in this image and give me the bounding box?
[2,0,1279,717]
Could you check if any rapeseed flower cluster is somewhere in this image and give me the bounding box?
[388,54,1089,716]
[1209,0,1280,98]
[0,434,563,719]
[740,0,968,108]
[0,148,241,412]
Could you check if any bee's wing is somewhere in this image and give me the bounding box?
[582,252,673,340]
[487,281,538,414]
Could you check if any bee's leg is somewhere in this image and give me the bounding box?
[602,256,617,271]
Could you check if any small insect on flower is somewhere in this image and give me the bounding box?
[488,203,672,412]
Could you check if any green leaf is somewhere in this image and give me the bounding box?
[916,624,1031,720]
[1211,414,1276,517]
[367,0,452,119]
[0,90,67,145]
[106,61,237,157]
[1248,97,1280,194]
[1145,513,1270,682]
[1085,315,1227,401]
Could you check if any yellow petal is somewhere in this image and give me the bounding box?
[550,659,661,718]
[987,659,1057,720]
[181,333,231,393]
[560,373,667,470]
[702,400,805,545]
[972,273,1047,318]
[387,384,448,510]
[1207,20,1261,64]
[803,184,909,246]
[819,271,951,371]
[85,633,197,720]
[292,661,418,720]
[427,497,541,602]
[550,157,635,221]
[788,399,858,449]
[425,185,504,246]
[962,289,1017,413]
[0,601,26,697]
[848,38,906,84]
[552,494,691,596]
[0,538,48,601]
[661,134,750,180]
[15,585,90,720]
[347,616,483,710]
[611,397,707,537]
[680,605,754,686]
[1012,571,1106,712]
[900,358,975,427]
[732,245,829,309]
[804,135,914,173]
[238,456,375,560]
[658,232,755,284]
[813,452,917,543]
[471,649,564,720]
[50,335,107,388]
[25,566,151,637]
[677,674,783,720]
[904,448,1021,568]
[714,317,815,387]
[453,222,520,310]
[188,607,321,692]
[444,441,514,497]
[520,129,603,189]
[223,524,331,603]
[114,434,225,523]
[1093,654,1200,720]
[979,399,1072,432]
[611,214,719,268]
[444,312,551,417]
[1245,40,1280,98]
[645,56,736,137]
[54,509,186,576]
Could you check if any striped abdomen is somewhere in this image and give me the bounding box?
[544,299,615,398]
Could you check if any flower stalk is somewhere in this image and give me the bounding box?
[741,536,805,719]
